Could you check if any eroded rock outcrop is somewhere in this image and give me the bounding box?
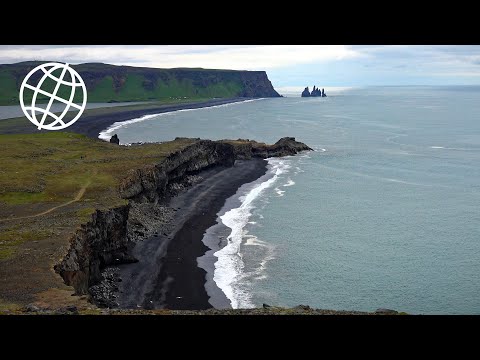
[53,205,133,295]
[55,137,312,300]
[109,134,120,145]
[301,86,327,97]
[228,137,313,159]
[118,140,235,202]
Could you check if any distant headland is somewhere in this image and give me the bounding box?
[0,61,281,105]
[301,86,326,97]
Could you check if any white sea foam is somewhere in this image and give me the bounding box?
[274,187,286,196]
[98,98,266,142]
[312,145,327,152]
[283,179,295,187]
[294,166,305,175]
[213,158,289,309]
[98,113,160,141]
[429,145,479,151]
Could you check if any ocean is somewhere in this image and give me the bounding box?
[101,86,480,314]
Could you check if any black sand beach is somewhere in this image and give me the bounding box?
[118,158,268,310]
[0,98,250,138]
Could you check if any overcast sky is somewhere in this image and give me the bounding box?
[2,45,480,88]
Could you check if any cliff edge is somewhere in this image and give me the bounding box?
[54,137,311,300]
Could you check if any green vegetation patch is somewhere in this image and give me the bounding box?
[0,62,252,105]
[0,229,51,260]
[0,191,50,205]
[0,132,195,209]
[76,207,97,223]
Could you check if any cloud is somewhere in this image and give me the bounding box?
[2,45,480,85]
[0,45,362,70]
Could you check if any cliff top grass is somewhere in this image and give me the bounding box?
[0,132,195,306]
[0,132,194,207]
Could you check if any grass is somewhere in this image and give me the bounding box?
[0,298,21,314]
[0,191,50,205]
[0,63,247,105]
[76,207,97,222]
[0,132,195,204]
[0,132,195,261]
[0,70,18,105]
[0,229,51,260]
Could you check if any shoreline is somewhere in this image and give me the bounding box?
[0,98,253,137]
[98,98,263,142]
[117,159,268,310]
[198,165,276,309]
[70,98,253,139]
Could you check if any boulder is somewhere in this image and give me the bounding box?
[110,134,120,145]
[25,304,40,312]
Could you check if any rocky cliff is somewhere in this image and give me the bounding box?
[226,137,313,159]
[54,137,311,297]
[0,62,281,105]
[53,206,133,294]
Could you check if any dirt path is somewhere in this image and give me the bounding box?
[0,180,91,223]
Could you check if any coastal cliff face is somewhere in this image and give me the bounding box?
[237,71,281,98]
[53,206,132,294]
[119,140,235,202]
[54,138,311,298]
[0,62,281,105]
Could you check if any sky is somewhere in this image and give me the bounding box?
[1,45,480,88]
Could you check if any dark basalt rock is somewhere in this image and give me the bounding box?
[55,137,312,307]
[301,86,327,97]
[110,134,120,145]
[375,308,399,315]
[311,86,321,96]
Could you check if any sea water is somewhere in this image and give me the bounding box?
[105,87,480,314]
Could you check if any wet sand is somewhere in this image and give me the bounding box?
[0,98,249,137]
[118,159,267,310]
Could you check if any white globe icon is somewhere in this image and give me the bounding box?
[19,62,87,130]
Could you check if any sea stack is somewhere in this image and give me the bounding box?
[311,86,322,96]
[301,86,326,97]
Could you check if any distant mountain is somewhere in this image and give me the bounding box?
[0,62,281,105]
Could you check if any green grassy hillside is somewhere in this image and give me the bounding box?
[0,62,280,105]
